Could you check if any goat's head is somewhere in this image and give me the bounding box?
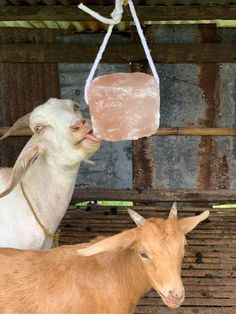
[0,98,101,197]
[77,203,209,309]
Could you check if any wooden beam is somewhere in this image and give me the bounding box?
[0,43,235,63]
[0,127,32,137]
[0,5,236,21]
[2,127,236,137]
[130,29,155,190]
[155,127,236,136]
[72,188,236,202]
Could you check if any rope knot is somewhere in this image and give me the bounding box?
[110,6,123,24]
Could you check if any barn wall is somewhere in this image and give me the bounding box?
[0,29,60,167]
[57,25,236,190]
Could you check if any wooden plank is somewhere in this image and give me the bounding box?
[156,127,236,136]
[135,307,235,314]
[0,43,235,63]
[0,5,236,21]
[71,188,236,201]
[140,298,236,306]
[2,127,236,137]
[0,127,32,137]
[0,29,60,167]
[131,28,155,190]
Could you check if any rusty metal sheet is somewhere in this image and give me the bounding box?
[58,25,236,190]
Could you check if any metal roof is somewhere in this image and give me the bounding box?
[0,0,236,29]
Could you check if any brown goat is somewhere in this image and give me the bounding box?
[0,204,209,314]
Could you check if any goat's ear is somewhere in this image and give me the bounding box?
[0,135,42,198]
[77,229,137,257]
[0,113,30,141]
[179,210,210,234]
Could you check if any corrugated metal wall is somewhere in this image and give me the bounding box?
[58,24,236,190]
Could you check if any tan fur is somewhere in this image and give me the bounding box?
[0,210,209,314]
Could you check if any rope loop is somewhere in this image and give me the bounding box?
[20,181,59,248]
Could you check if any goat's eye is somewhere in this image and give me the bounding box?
[35,126,43,133]
[73,104,80,112]
[139,251,149,260]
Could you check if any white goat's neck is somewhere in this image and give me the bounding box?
[22,155,80,235]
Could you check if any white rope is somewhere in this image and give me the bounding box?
[78,0,124,104]
[128,0,160,87]
[83,24,114,104]
[78,0,159,105]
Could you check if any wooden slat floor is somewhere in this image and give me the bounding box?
[59,204,236,314]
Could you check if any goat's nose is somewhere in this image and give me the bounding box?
[70,119,87,130]
[168,290,184,301]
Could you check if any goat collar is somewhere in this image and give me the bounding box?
[20,181,59,248]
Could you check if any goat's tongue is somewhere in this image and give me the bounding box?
[85,132,101,142]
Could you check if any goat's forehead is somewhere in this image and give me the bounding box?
[31,98,76,122]
[36,98,73,113]
[137,218,184,245]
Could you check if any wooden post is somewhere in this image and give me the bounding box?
[197,25,230,190]
[131,26,156,191]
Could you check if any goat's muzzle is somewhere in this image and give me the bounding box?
[159,289,185,308]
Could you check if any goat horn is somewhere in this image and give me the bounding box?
[127,208,146,226]
[169,201,178,219]
[0,113,31,141]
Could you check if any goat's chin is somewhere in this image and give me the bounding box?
[74,138,101,158]
[159,294,184,309]
[81,137,101,149]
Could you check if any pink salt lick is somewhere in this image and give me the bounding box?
[88,72,160,141]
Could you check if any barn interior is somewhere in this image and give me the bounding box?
[0,0,235,313]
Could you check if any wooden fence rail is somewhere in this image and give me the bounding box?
[0,5,236,21]
[72,188,236,202]
[2,127,236,137]
[0,43,235,63]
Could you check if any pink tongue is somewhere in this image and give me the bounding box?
[85,132,101,142]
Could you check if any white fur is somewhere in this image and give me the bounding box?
[0,98,100,250]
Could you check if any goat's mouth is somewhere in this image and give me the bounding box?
[84,130,101,143]
[74,130,101,146]
[158,291,184,309]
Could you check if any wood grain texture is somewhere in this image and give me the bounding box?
[0,5,236,21]
[0,43,235,63]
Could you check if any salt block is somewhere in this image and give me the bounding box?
[88,72,160,141]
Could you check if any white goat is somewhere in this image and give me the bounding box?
[0,98,101,250]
